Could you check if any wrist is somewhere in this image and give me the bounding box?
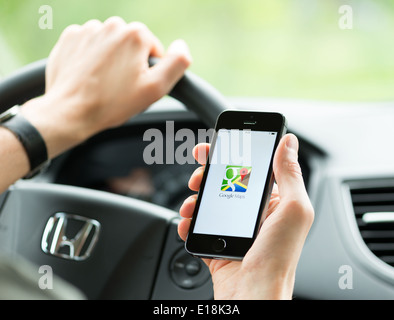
[20,94,94,159]
[243,269,295,300]
[260,269,295,300]
[238,262,296,300]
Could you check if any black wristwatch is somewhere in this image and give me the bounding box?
[0,105,50,179]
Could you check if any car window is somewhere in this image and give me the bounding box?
[1,0,393,101]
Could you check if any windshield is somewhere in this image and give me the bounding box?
[1,0,393,102]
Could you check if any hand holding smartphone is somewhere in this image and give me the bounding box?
[185,110,287,260]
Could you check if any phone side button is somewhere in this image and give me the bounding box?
[212,238,226,252]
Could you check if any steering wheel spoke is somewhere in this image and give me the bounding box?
[0,181,176,299]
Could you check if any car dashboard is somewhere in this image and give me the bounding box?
[39,96,394,299]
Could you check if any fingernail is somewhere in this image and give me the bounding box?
[285,134,298,152]
[183,195,196,207]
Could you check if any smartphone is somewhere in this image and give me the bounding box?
[185,110,287,260]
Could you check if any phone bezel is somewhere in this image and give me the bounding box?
[185,110,287,260]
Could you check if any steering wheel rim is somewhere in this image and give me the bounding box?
[0,59,228,299]
[0,58,229,127]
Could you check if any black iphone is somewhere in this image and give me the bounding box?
[185,110,287,260]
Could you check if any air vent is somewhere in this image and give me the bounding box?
[350,186,394,267]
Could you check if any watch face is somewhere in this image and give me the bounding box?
[0,106,19,123]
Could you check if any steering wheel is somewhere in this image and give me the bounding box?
[0,59,228,299]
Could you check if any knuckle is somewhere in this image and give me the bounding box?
[286,159,303,177]
[125,21,148,42]
[284,198,315,225]
[82,19,102,30]
[104,16,125,29]
[128,21,148,32]
[61,24,81,37]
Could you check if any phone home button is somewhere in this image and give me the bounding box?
[212,238,226,252]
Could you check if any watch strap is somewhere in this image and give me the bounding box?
[1,112,49,178]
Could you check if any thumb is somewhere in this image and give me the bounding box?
[273,134,308,203]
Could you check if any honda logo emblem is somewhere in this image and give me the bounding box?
[41,212,101,261]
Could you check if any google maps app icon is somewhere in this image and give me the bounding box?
[221,165,252,192]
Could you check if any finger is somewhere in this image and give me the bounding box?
[193,143,210,165]
[273,134,308,203]
[271,183,279,198]
[129,21,164,57]
[119,21,165,59]
[104,16,125,24]
[104,16,126,28]
[147,39,192,95]
[82,19,103,31]
[58,23,82,40]
[188,166,205,191]
[177,218,191,241]
[186,143,210,191]
[177,219,215,269]
[106,20,163,60]
[264,184,280,220]
[51,23,82,56]
[179,194,197,218]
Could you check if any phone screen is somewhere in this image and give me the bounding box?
[192,128,278,238]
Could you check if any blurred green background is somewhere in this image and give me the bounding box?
[1,0,394,101]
